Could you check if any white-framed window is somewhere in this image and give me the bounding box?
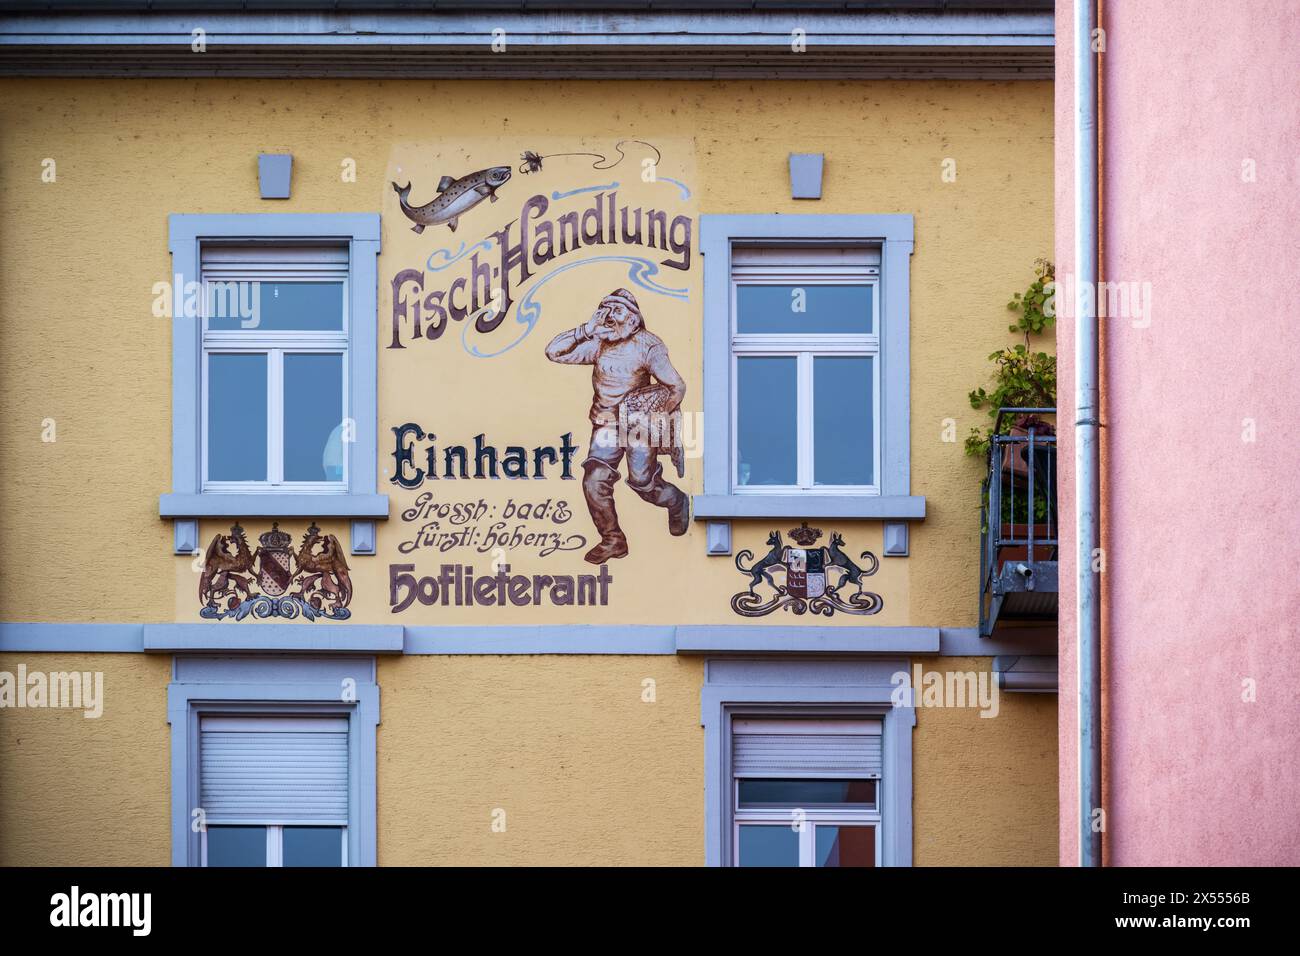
[198,715,349,868]
[731,717,882,868]
[200,244,350,493]
[730,245,880,495]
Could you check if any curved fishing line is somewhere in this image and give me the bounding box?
[519,140,662,175]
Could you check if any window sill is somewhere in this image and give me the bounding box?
[691,494,925,521]
[160,492,389,519]
[677,625,938,654]
[145,624,402,653]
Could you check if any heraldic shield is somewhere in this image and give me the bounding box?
[256,524,294,596]
[784,546,827,599]
[732,523,883,617]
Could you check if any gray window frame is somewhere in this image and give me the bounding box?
[696,214,923,522]
[701,657,914,867]
[167,655,380,867]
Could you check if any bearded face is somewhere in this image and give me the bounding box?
[593,300,642,342]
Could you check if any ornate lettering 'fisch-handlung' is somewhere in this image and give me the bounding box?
[199,522,352,621]
[731,523,883,618]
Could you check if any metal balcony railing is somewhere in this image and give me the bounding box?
[979,407,1059,636]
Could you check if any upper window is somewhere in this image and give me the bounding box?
[697,214,918,522]
[731,718,883,868]
[201,245,350,492]
[162,213,385,527]
[731,246,880,494]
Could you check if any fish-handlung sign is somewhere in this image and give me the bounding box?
[388,141,693,356]
[373,138,702,624]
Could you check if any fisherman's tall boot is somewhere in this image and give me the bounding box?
[581,459,629,564]
[628,462,690,536]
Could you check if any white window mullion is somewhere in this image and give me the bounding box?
[268,348,284,485]
[800,822,815,867]
[267,825,283,867]
[797,352,814,488]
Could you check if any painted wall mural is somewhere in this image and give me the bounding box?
[184,137,899,626]
[731,524,883,617]
[381,138,699,619]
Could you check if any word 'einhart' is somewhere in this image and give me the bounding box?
[391,423,579,488]
[50,886,151,936]
[0,667,103,718]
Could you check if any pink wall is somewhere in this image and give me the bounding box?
[1056,0,1300,865]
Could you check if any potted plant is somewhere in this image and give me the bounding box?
[967,259,1058,552]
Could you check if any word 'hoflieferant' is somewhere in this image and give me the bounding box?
[390,563,612,612]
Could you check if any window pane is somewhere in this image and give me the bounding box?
[208,353,267,481]
[739,779,876,809]
[208,281,344,331]
[206,826,266,867]
[737,356,796,487]
[737,284,872,334]
[284,353,345,482]
[283,827,343,867]
[738,825,799,867]
[813,355,873,485]
[815,825,876,868]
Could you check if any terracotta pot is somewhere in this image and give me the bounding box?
[999,418,1056,486]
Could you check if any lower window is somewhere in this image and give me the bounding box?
[199,715,349,868]
[732,718,882,867]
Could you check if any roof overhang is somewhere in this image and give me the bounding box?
[0,8,1054,79]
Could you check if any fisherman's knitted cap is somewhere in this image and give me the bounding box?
[600,288,641,317]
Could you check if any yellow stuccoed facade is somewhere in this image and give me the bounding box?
[0,77,1056,866]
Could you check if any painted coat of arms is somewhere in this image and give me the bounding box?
[199,522,352,621]
[732,523,883,617]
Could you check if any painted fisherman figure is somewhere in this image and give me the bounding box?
[545,288,689,563]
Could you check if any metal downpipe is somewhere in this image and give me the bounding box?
[1074,0,1103,867]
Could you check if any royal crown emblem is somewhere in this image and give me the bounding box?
[198,522,352,622]
[731,523,883,617]
[258,524,292,551]
[788,522,823,547]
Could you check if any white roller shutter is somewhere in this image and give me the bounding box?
[200,243,349,276]
[732,718,882,779]
[200,716,349,825]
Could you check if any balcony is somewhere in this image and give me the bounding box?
[979,408,1058,636]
